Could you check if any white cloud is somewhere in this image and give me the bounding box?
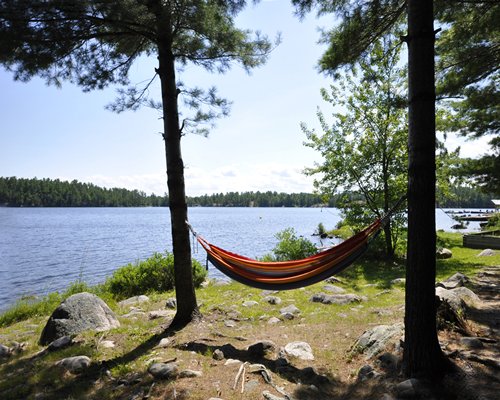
[76,163,315,196]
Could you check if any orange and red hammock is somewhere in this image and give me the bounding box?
[187,197,405,290]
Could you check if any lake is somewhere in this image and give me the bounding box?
[0,207,486,312]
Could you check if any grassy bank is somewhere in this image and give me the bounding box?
[0,232,499,399]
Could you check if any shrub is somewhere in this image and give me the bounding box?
[263,228,318,261]
[104,251,207,299]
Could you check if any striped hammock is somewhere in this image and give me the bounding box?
[187,197,405,290]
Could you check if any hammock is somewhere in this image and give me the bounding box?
[188,196,406,290]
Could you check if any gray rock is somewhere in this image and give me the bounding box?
[477,249,496,257]
[268,317,281,324]
[281,312,295,320]
[435,287,465,313]
[179,369,202,378]
[148,362,178,380]
[391,278,406,286]
[352,323,404,359]
[247,340,276,357]
[451,286,480,306]
[39,292,120,345]
[323,284,346,294]
[213,349,224,360]
[280,304,300,315]
[460,337,484,349]
[263,391,286,400]
[156,338,171,348]
[100,340,115,348]
[264,295,282,305]
[244,379,260,392]
[242,300,259,307]
[437,272,469,289]
[48,335,73,351]
[310,293,362,305]
[121,310,146,318]
[377,352,399,371]
[224,320,236,328]
[395,378,432,398]
[284,341,314,361]
[357,364,375,381]
[165,297,177,309]
[436,248,452,259]
[55,355,91,374]
[0,344,11,357]
[118,295,150,307]
[148,310,175,320]
[325,276,343,284]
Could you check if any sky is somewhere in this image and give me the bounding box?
[0,1,491,197]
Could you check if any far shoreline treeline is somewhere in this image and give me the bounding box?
[0,176,495,208]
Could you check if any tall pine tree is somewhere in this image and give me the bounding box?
[0,0,273,327]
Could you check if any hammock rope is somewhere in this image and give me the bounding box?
[187,195,406,290]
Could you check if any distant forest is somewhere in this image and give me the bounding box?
[0,177,495,208]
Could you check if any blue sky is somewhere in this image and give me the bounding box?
[0,1,488,196]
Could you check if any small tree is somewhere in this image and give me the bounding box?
[302,37,407,257]
[0,0,273,327]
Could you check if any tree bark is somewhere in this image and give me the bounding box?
[403,0,450,378]
[156,22,200,328]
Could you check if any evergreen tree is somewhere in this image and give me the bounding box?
[0,0,273,327]
[292,0,452,378]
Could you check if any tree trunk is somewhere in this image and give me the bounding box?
[403,0,450,378]
[157,39,200,328]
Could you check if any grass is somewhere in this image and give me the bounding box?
[0,232,498,399]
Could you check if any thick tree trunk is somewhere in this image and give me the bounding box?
[403,0,450,378]
[157,42,200,328]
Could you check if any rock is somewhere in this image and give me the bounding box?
[213,349,225,360]
[263,391,286,400]
[156,338,171,348]
[352,323,404,359]
[310,293,362,305]
[477,249,496,257]
[281,312,295,320]
[264,295,282,305]
[39,292,120,345]
[100,340,115,348]
[377,352,400,372]
[325,276,343,284]
[437,272,469,289]
[121,310,146,318]
[242,300,259,307]
[179,369,202,378]
[394,378,432,398]
[0,344,11,358]
[436,248,453,259]
[323,284,346,294]
[118,295,150,307]
[435,287,465,313]
[268,317,281,324]
[244,379,260,392]
[280,304,300,316]
[48,336,73,351]
[55,355,91,374]
[451,287,480,306]
[148,362,178,380]
[165,297,177,309]
[460,337,484,349]
[224,359,242,366]
[247,340,276,357]
[148,310,175,320]
[284,341,314,361]
[391,278,406,286]
[357,364,379,382]
[224,320,236,328]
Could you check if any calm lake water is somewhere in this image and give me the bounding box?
[0,207,486,312]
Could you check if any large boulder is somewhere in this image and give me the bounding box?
[40,292,120,345]
[351,323,404,359]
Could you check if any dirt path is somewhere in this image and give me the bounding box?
[445,265,500,400]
